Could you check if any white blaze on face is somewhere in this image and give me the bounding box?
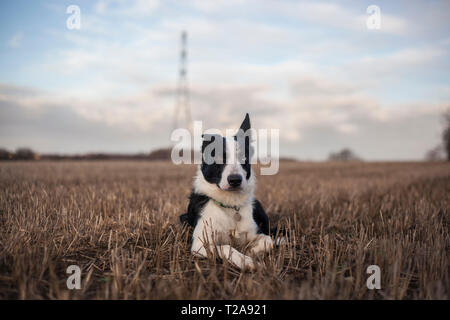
[218,137,248,191]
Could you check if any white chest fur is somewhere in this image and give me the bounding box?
[197,201,258,243]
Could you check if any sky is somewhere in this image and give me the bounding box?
[0,0,449,160]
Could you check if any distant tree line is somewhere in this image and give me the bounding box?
[443,109,450,161]
[424,109,450,161]
[328,148,362,162]
[0,148,40,160]
[0,147,175,161]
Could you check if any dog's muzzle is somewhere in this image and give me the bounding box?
[227,174,242,188]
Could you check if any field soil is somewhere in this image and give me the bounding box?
[0,161,448,299]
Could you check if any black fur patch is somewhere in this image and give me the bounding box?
[235,113,252,180]
[200,134,227,186]
[252,199,269,235]
[179,192,210,228]
[234,134,251,180]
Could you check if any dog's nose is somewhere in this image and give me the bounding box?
[227,174,242,187]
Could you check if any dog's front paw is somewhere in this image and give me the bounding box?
[241,255,257,271]
[250,235,273,255]
[274,236,287,246]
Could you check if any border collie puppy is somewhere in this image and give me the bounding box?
[179,114,273,270]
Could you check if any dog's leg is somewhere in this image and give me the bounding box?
[250,234,273,255]
[191,237,255,270]
[216,244,256,270]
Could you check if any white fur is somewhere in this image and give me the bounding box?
[191,141,273,270]
[218,138,248,191]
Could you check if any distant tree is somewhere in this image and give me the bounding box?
[0,148,12,160]
[148,148,172,161]
[150,147,199,162]
[14,148,37,160]
[328,148,361,162]
[424,145,445,161]
[443,109,450,161]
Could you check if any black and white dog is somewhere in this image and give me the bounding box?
[180,114,275,270]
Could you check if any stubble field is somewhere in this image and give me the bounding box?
[0,161,448,299]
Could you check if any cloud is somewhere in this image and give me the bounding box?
[245,1,410,35]
[19,21,446,156]
[0,76,446,160]
[355,47,445,74]
[0,83,171,153]
[190,0,246,13]
[281,109,443,160]
[2,0,448,159]
[0,96,167,153]
[7,32,23,48]
[95,0,160,16]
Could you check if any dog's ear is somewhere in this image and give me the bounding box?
[235,114,253,164]
[235,113,252,145]
[239,113,251,133]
